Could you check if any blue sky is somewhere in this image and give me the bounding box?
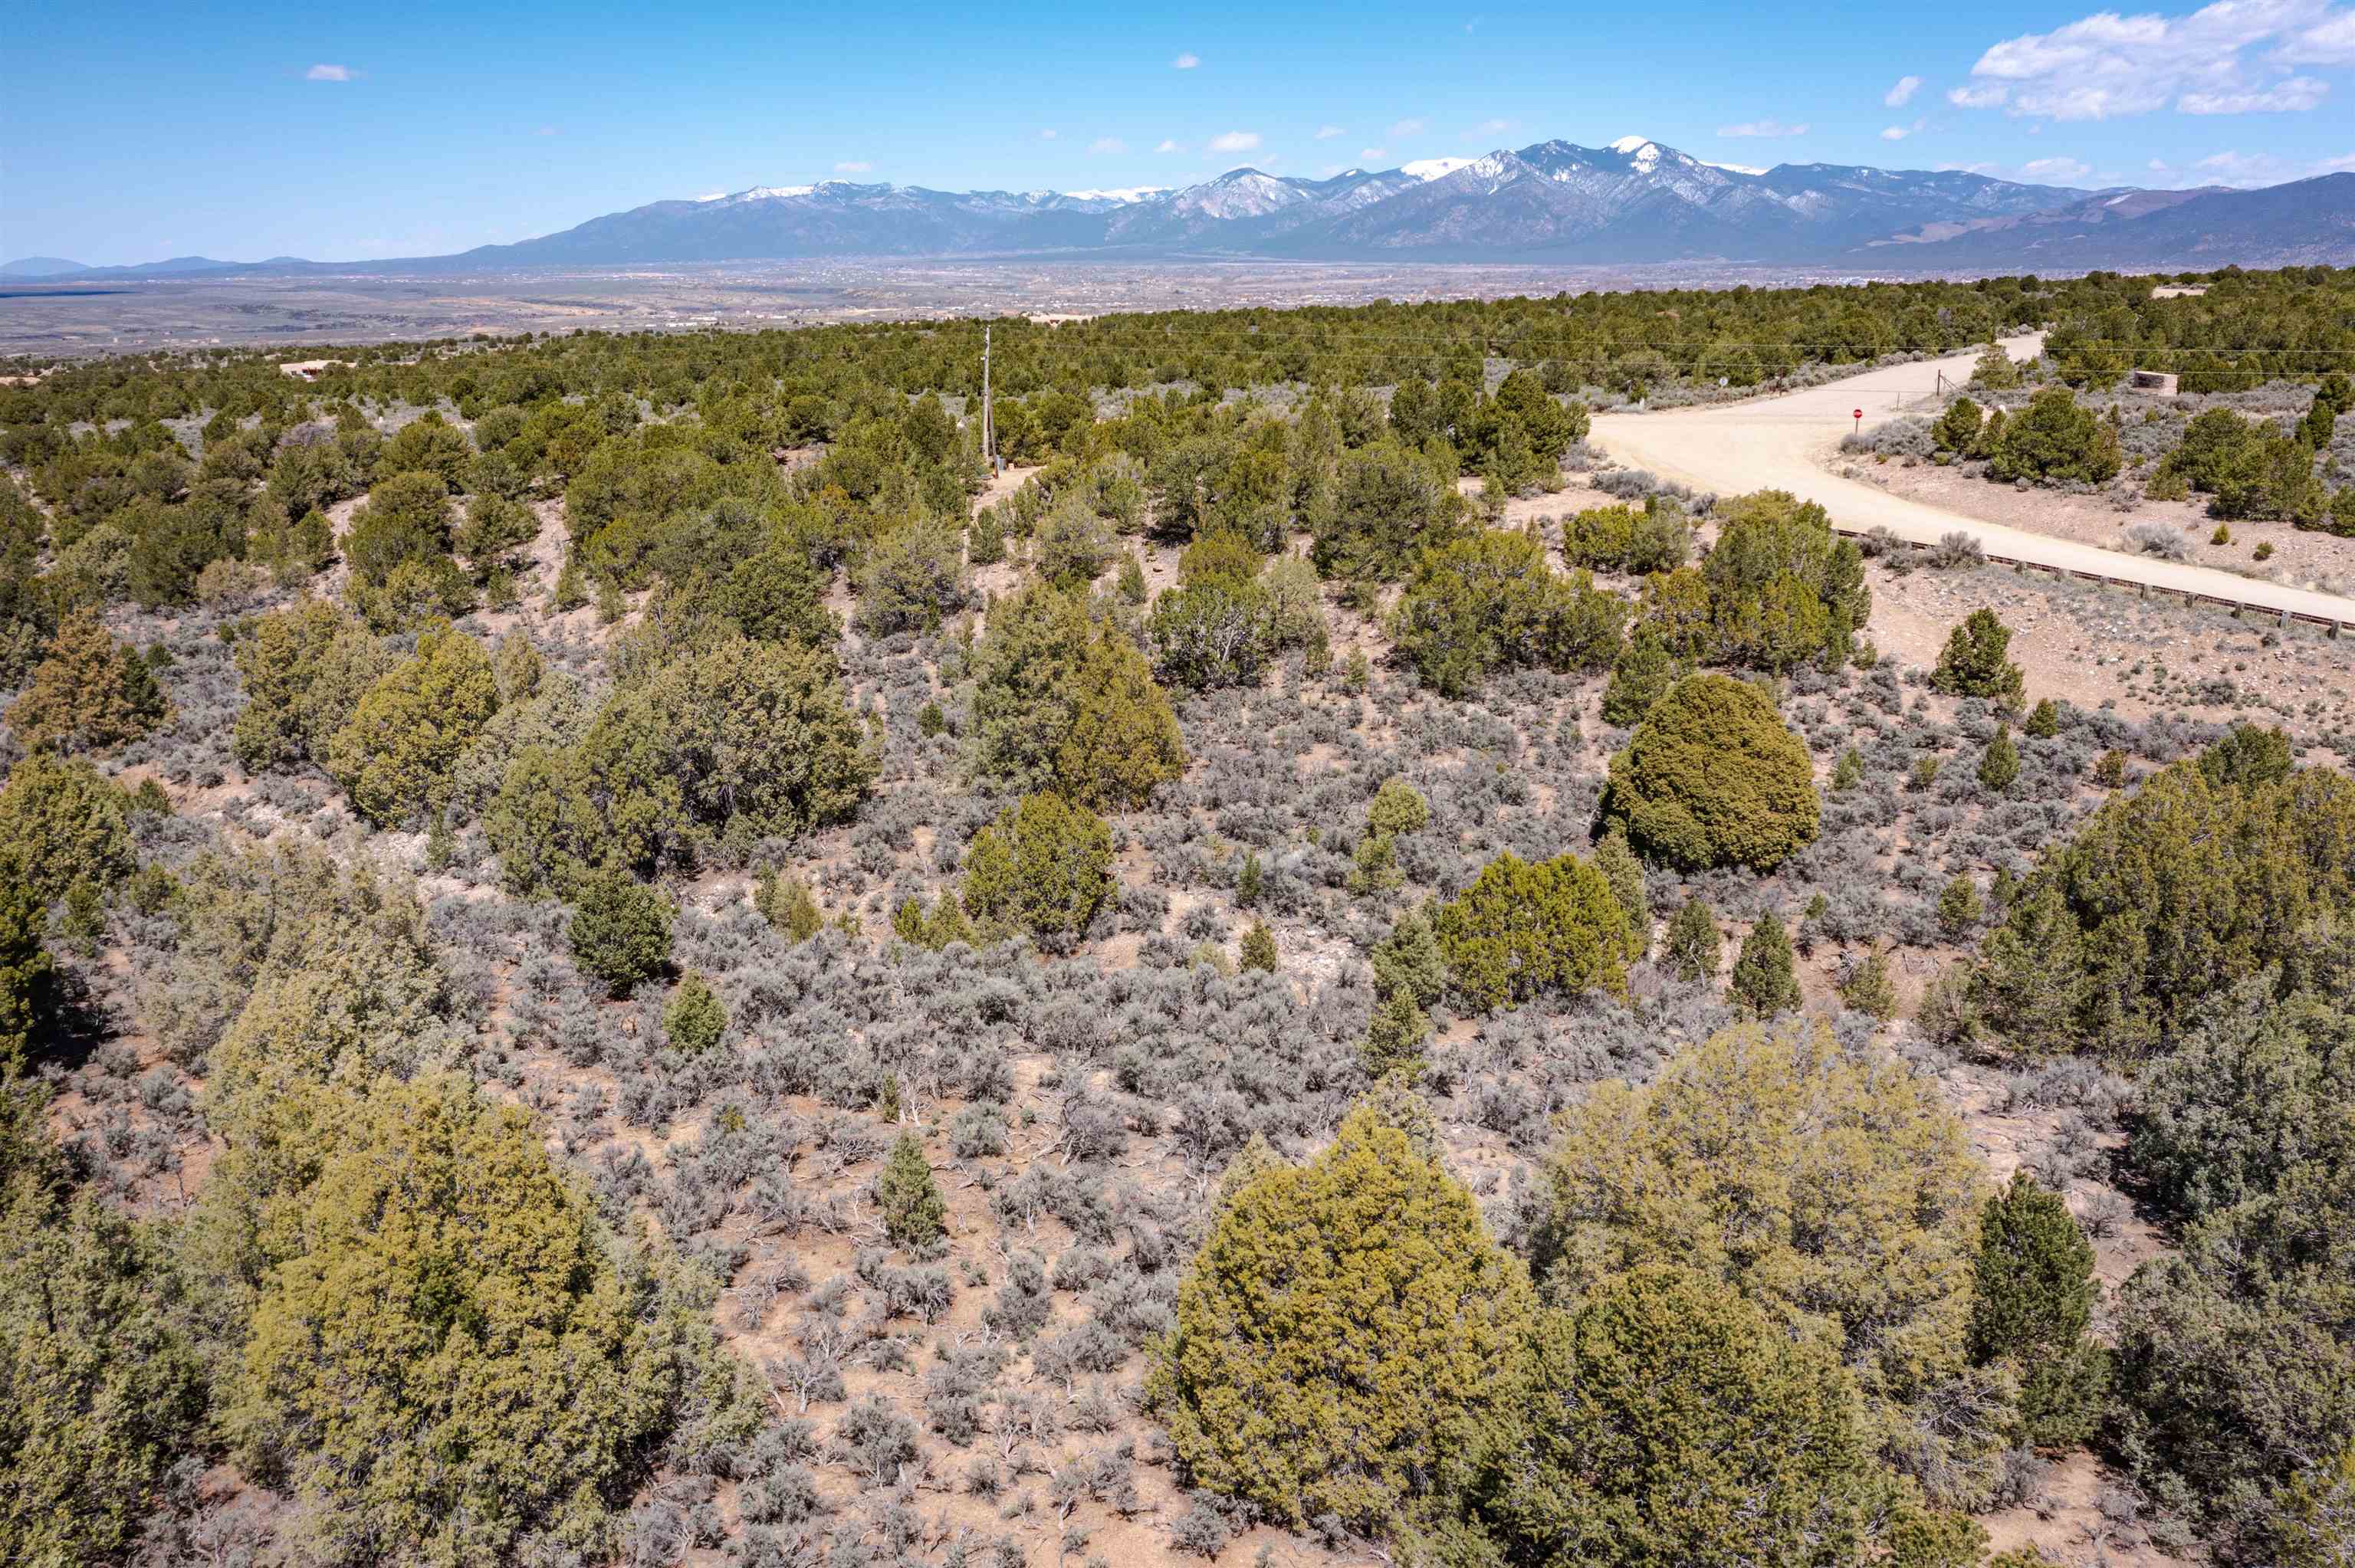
[6,0,2353,264]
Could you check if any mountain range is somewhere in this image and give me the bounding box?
[16,136,2355,278]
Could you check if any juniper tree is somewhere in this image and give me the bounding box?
[1930,609,2026,709]
[1538,1019,1995,1507]
[4,606,172,756]
[875,1133,947,1249]
[1968,1172,2107,1448]
[755,870,825,943]
[1664,896,1722,984]
[1593,826,1650,961]
[568,871,673,997]
[662,971,728,1056]
[1153,1106,1535,1533]
[961,792,1115,944]
[1431,851,1632,1012]
[226,1074,752,1566]
[1840,947,1899,1022]
[1978,724,2020,792]
[1603,674,1819,872]
[1462,1265,1873,1568]
[1729,915,1800,1017]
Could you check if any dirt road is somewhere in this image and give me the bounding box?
[1589,336,2355,628]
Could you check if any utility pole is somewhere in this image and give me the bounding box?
[981,323,995,474]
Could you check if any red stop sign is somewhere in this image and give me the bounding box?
[1853,408,1863,419]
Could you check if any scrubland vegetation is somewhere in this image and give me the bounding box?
[2,263,2354,1568]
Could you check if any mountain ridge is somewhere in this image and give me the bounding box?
[22,138,2354,278]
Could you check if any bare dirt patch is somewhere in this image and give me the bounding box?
[1846,454,2355,596]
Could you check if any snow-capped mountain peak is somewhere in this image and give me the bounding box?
[1403,156,1477,182]
[1060,186,1168,204]
[1166,169,1309,219]
[708,185,815,204]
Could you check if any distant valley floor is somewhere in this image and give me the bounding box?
[0,254,2003,358]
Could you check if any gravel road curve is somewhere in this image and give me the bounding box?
[1588,334,2355,628]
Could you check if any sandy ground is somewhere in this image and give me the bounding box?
[1480,467,2355,742]
[1848,455,2355,598]
[1590,336,2355,628]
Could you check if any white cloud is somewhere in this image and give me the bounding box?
[1155,139,1183,153]
[1314,124,1344,139]
[305,63,353,81]
[1171,51,1200,68]
[2281,8,2355,59]
[1207,130,1261,153]
[1881,125,1910,139]
[2181,74,2329,110]
[1960,0,2347,120]
[834,160,872,173]
[1882,116,1930,139]
[1039,128,1058,139]
[1716,118,1809,137]
[1884,74,1923,106]
[2020,155,2094,179]
[1389,117,1426,138]
[1089,136,1127,154]
[1360,146,1387,161]
[2320,149,2355,170]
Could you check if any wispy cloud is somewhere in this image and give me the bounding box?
[2195,148,2291,180]
[2143,146,2355,184]
[1880,116,1929,140]
[1039,128,1058,139]
[1208,130,1261,153]
[305,63,353,81]
[1171,51,1200,68]
[2181,76,2329,112]
[2285,10,2355,61]
[2020,155,2093,179]
[1959,0,2343,120]
[1389,117,1426,138]
[1314,124,1344,139]
[1089,136,1126,154]
[1717,118,1809,137]
[834,160,872,174]
[1884,74,1923,107]
[1155,138,1183,153]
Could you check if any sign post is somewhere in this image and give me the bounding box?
[1852,407,1863,435]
